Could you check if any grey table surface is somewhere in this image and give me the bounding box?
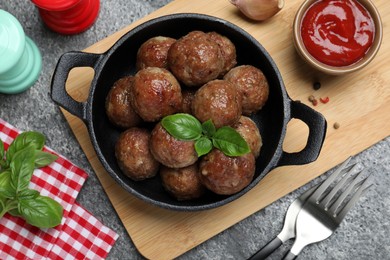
[0,1,389,259]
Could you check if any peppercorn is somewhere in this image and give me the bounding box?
[313,82,321,90]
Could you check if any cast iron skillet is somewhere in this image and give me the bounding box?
[51,13,327,211]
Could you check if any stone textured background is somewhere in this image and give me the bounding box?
[0,1,389,259]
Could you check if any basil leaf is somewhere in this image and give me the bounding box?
[212,126,251,157]
[17,188,40,200]
[34,151,58,168]
[0,198,18,218]
[0,139,4,161]
[161,113,202,140]
[6,131,45,165]
[8,208,22,217]
[0,195,6,214]
[202,119,216,138]
[0,169,16,198]
[10,146,36,192]
[19,195,63,228]
[194,137,213,157]
[0,140,6,170]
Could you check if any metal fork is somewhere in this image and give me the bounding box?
[248,184,318,260]
[283,157,372,260]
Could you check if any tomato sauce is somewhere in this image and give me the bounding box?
[301,0,375,67]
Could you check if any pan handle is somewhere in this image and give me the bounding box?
[278,101,327,166]
[50,51,101,121]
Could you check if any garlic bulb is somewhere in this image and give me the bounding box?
[230,0,285,21]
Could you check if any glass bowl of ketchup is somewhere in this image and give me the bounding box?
[293,0,383,75]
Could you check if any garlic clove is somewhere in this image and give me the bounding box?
[229,0,285,21]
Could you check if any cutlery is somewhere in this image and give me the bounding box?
[248,184,318,259]
[283,158,372,259]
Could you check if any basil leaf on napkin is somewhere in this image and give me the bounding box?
[0,131,62,228]
[10,146,35,192]
[19,195,63,228]
[0,139,4,162]
[34,150,58,168]
[0,169,15,199]
[5,131,45,166]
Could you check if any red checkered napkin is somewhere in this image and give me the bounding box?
[0,118,118,259]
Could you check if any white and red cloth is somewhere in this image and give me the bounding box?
[0,118,118,259]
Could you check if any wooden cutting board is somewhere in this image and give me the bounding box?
[60,0,390,259]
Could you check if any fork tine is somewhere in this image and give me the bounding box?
[319,172,356,209]
[327,169,367,215]
[334,177,372,222]
[310,157,352,202]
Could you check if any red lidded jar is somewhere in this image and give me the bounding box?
[31,0,100,35]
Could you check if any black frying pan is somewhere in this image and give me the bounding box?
[51,13,327,211]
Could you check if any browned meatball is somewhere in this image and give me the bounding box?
[115,128,160,181]
[207,32,237,76]
[192,79,242,128]
[224,65,269,115]
[167,31,224,87]
[199,149,255,195]
[105,76,142,128]
[130,67,182,122]
[136,36,176,71]
[180,89,196,114]
[233,116,262,158]
[150,122,198,168]
[160,164,205,201]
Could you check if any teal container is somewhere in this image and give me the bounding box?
[0,10,42,94]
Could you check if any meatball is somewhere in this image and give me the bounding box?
[199,149,255,195]
[150,122,198,168]
[224,65,269,115]
[130,67,182,122]
[160,164,205,201]
[233,116,262,158]
[105,76,142,128]
[115,128,160,181]
[167,31,224,87]
[207,32,237,76]
[180,89,196,114]
[136,36,176,71]
[192,79,242,128]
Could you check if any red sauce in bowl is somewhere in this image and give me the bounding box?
[301,0,375,67]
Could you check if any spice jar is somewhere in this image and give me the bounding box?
[30,0,100,35]
[0,10,42,94]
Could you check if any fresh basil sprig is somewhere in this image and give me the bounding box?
[161,113,250,157]
[0,131,62,228]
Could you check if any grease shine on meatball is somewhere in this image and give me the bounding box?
[192,79,242,128]
[167,31,224,87]
[199,149,255,195]
[150,122,198,168]
[224,65,269,115]
[136,36,177,71]
[160,164,205,201]
[130,67,182,122]
[115,128,160,181]
[105,76,142,128]
[233,116,262,158]
[206,32,237,76]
